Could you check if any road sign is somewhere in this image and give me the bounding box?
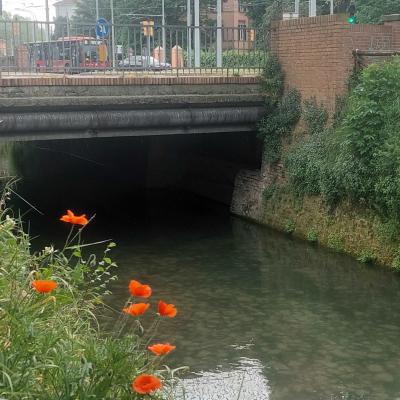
[96,18,109,38]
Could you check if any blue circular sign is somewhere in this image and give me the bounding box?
[96,18,109,38]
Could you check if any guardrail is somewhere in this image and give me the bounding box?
[0,20,266,76]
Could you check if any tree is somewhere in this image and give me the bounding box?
[245,0,399,26]
[355,0,400,23]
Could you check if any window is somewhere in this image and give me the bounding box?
[239,1,247,13]
[238,23,247,41]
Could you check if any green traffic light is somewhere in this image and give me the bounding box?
[348,15,357,24]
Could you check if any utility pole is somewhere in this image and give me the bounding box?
[309,0,316,17]
[216,0,222,68]
[330,0,334,14]
[96,0,99,21]
[194,0,200,68]
[187,0,192,67]
[45,0,50,39]
[111,0,116,70]
[162,0,166,63]
[295,0,299,15]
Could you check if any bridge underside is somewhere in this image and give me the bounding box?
[0,75,265,142]
[0,105,264,142]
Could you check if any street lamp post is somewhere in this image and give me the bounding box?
[45,0,50,39]
[309,0,316,17]
[187,0,191,67]
[295,0,299,15]
[216,0,222,68]
[111,0,116,69]
[162,0,166,63]
[194,0,200,68]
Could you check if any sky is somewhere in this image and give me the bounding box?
[4,0,57,21]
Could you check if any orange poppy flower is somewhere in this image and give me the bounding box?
[129,280,152,298]
[60,210,88,226]
[158,300,177,318]
[122,303,150,316]
[32,280,58,294]
[132,374,162,394]
[148,343,176,356]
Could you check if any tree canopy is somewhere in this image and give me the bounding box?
[245,0,399,28]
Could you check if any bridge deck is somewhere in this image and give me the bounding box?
[0,74,265,142]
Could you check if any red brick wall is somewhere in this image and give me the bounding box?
[271,14,399,112]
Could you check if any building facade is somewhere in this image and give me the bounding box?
[208,0,252,49]
[54,0,78,19]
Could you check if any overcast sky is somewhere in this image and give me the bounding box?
[4,0,57,21]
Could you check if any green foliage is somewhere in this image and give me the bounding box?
[0,186,180,399]
[258,88,301,162]
[262,55,284,107]
[263,183,277,202]
[391,248,400,272]
[306,228,318,243]
[378,220,400,242]
[327,232,345,252]
[286,57,400,224]
[257,55,300,163]
[354,0,400,23]
[285,128,332,197]
[188,50,266,69]
[284,218,296,234]
[302,98,328,136]
[357,249,376,264]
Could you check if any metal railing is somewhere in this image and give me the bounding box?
[0,20,266,76]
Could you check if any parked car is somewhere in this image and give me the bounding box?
[118,55,171,70]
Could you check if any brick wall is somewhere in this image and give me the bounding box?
[270,14,400,112]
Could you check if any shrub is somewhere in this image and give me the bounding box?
[392,248,400,272]
[0,189,182,399]
[262,183,277,202]
[184,49,266,69]
[284,218,296,234]
[262,54,284,107]
[285,128,331,197]
[258,88,302,163]
[327,233,345,252]
[285,57,400,222]
[306,228,318,243]
[302,97,328,136]
[357,249,376,264]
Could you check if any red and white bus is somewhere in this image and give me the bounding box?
[27,36,109,73]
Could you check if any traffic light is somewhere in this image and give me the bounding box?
[347,4,357,24]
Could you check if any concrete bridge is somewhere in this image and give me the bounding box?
[0,75,264,141]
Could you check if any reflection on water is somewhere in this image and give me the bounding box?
[28,195,400,400]
[175,358,270,400]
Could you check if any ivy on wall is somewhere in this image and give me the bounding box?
[257,55,302,163]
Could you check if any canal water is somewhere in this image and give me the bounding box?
[10,139,400,400]
[25,192,400,400]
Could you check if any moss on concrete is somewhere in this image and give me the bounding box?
[262,187,399,268]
